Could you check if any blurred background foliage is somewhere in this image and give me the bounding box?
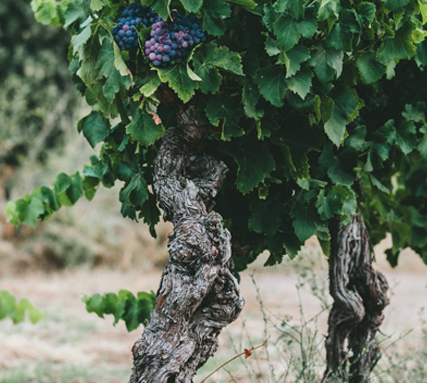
[0,0,170,275]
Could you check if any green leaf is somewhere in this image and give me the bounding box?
[356,53,387,84]
[64,2,86,29]
[384,0,412,10]
[151,0,171,21]
[376,21,417,62]
[315,188,342,220]
[249,199,286,237]
[274,16,300,52]
[180,0,203,12]
[287,67,313,100]
[285,45,310,78]
[325,9,360,52]
[402,102,426,123]
[103,68,132,102]
[90,0,104,11]
[290,194,320,242]
[126,108,165,147]
[324,86,359,147]
[205,94,244,140]
[15,194,45,228]
[84,293,106,318]
[395,121,417,154]
[309,43,343,83]
[242,81,263,120]
[193,42,243,94]
[318,0,339,21]
[277,0,305,20]
[120,173,149,207]
[254,65,287,107]
[227,0,257,8]
[113,43,129,76]
[140,72,161,97]
[96,42,115,79]
[73,22,92,54]
[156,64,199,103]
[54,172,83,206]
[202,0,231,36]
[31,0,59,25]
[417,125,427,158]
[265,35,281,56]
[80,111,110,148]
[319,145,355,185]
[228,143,276,194]
[320,95,334,123]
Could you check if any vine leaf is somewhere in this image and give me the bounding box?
[309,43,343,83]
[324,86,359,147]
[228,143,276,194]
[356,53,387,84]
[180,0,203,12]
[376,21,416,62]
[287,67,313,100]
[290,195,320,242]
[119,173,149,207]
[156,64,199,103]
[126,108,165,147]
[205,94,244,140]
[249,199,286,237]
[80,110,110,148]
[285,45,310,77]
[254,65,287,107]
[202,0,231,36]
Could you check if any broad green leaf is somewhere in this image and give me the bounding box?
[370,174,390,193]
[320,95,334,123]
[290,195,320,242]
[277,0,305,20]
[227,0,257,8]
[31,0,59,25]
[254,65,287,107]
[157,64,199,103]
[193,43,243,94]
[73,22,92,54]
[356,53,387,84]
[80,111,110,148]
[287,67,313,100]
[113,43,129,76]
[395,121,417,154]
[249,199,286,237]
[228,143,276,194]
[242,81,263,120]
[309,43,343,83]
[15,194,45,228]
[376,21,417,62]
[357,3,376,25]
[318,0,339,21]
[402,102,426,123]
[285,45,310,78]
[417,125,427,158]
[140,72,161,97]
[64,2,86,29]
[151,0,171,21]
[96,42,115,79]
[120,173,149,207]
[126,108,165,147]
[180,0,203,12]
[325,9,360,51]
[84,293,106,318]
[263,3,280,33]
[90,0,104,11]
[103,68,132,102]
[319,145,355,185]
[265,35,281,56]
[384,0,412,10]
[205,94,244,140]
[324,86,359,146]
[202,0,231,36]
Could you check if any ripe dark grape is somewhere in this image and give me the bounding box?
[112,4,159,51]
[144,13,206,67]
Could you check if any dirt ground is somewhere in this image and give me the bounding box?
[0,237,426,382]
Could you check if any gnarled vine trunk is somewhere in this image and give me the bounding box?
[324,213,389,383]
[129,104,244,383]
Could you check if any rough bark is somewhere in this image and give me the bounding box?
[324,213,389,383]
[129,105,244,383]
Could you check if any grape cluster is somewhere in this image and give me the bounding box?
[113,4,159,51]
[144,14,206,67]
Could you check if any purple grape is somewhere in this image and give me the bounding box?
[153,60,161,66]
[145,41,151,48]
[149,53,156,60]
[123,24,129,32]
[145,48,151,54]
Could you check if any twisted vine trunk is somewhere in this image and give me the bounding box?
[324,213,389,383]
[129,105,244,383]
